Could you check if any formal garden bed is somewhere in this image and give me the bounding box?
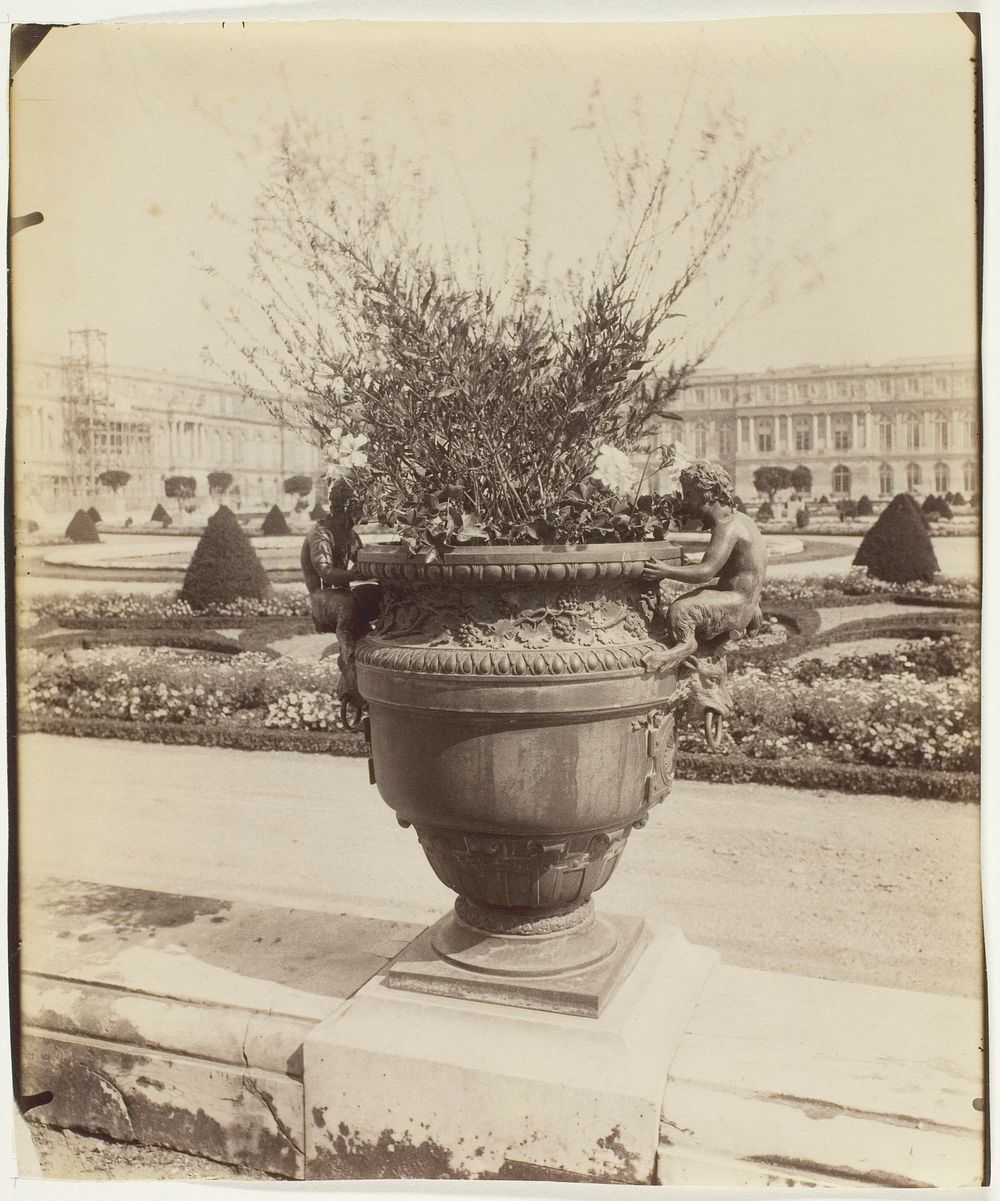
[16,591,980,800]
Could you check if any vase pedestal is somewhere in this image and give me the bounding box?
[385,905,649,1017]
[302,918,718,1183]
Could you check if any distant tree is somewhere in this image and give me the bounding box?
[756,501,774,522]
[921,494,939,515]
[838,499,857,521]
[795,507,809,529]
[97,469,131,494]
[854,493,939,583]
[752,466,793,503]
[818,494,829,506]
[66,509,100,543]
[969,492,979,509]
[944,491,956,505]
[309,497,327,521]
[936,498,953,520]
[789,464,812,498]
[150,502,173,526]
[283,474,315,514]
[180,505,270,609]
[261,504,291,535]
[208,471,234,502]
[86,506,102,524]
[856,495,874,516]
[952,492,966,507]
[164,475,197,515]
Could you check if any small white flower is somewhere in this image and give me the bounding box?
[591,444,642,493]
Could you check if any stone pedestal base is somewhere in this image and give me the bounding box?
[386,907,649,1016]
[302,920,718,1182]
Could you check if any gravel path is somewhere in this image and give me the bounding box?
[15,735,984,1182]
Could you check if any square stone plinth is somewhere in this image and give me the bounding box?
[386,911,649,1016]
[302,920,718,1182]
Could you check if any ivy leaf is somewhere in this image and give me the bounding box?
[454,512,489,544]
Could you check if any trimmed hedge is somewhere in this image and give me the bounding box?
[261,505,291,536]
[66,510,101,543]
[28,629,255,656]
[16,716,978,802]
[854,494,939,583]
[17,715,367,756]
[180,506,271,608]
[675,751,977,803]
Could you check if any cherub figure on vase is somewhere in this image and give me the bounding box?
[641,460,767,747]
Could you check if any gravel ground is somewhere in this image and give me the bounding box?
[23,1123,272,1181]
[15,737,985,1182]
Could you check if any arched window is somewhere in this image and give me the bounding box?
[906,463,922,492]
[961,413,977,449]
[692,421,708,458]
[904,413,922,450]
[718,423,733,456]
[876,415,893,451]
[963,462,977,494]
[832,465,851,496]
[934,413,950,450]
[878,463,894,495]
[934,462,950,493]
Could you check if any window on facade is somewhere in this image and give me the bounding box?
[904,414,921,450]
[934,414,950,450]
[693,422,708,457]
[936,377,949,393]
[720,387,733,403]
[797,383,809,400]
[757,432,773,452]
[694,388,705,403]
[879,463,893,495]
[877,416,893,451]
[794,426,812,452]
[718,424,733,456]
[855,412,867,448]
[934,462,949,493]
[879,378,892,395]
[906,463,921,492]
[908,377,920,394]
[836,380,848,397]
[964,462,977,494]
[832,465,851,495]
[962,414,977,448]
[833,428,851,451]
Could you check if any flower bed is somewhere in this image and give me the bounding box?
[761,571,980,609]
[18,647,348,732]
[696,641,979,773]
[22,591,312,630]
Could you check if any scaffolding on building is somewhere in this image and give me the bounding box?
[61,329,154,503]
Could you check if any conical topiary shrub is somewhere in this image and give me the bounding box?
[853,493,939,584]
[87,506,102,524]
[309,499,327,522]
[179,505,270,609]
[856,494,873,516]
[150,502,173,526]
[921,494,939,514]
[66,509,101,543]
[261,504,291,536]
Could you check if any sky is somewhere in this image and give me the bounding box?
[10,13,979,383]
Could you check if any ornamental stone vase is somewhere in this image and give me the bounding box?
[355,542,682,1014]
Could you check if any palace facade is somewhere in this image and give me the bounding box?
[652,355,979,502]
[13,349,323,516]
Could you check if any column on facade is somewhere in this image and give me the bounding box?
[811,414,819,451]
[864,412,873,451]
[747,416,756,454]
